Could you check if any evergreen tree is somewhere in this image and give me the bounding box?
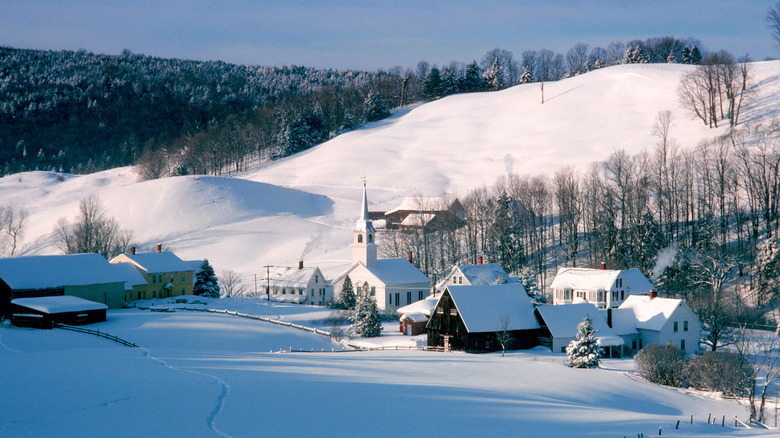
[566,316,601,368]
[193,259,220,298]
[483,57,504,91]
[520,66,533,84]
[681,47,691,64]
[754,239,780,306]
[364,91,391,122]
[338,274,356,309]
[349,282,382,337]
[460,61,485,92]
[422,67,444,100]
[689,45,702,64]
[440,67,460,96]
[276,106,329,157]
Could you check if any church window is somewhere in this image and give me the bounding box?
[357,235,363,243]
[368,234,373,243]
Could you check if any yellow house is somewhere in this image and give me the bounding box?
[110,249,194,300]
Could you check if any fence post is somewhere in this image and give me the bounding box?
[690,415,693,424]
[675,420,679,430]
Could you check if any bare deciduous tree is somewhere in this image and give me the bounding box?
[220,270,246,297]
[0,205,27,256]
[54,194,133,259]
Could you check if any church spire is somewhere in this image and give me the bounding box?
[352,180,377,267]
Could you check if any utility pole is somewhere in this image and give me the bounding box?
[263,265,272,301]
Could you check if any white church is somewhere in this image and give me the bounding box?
[331,184,431,310]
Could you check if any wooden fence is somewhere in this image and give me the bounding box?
[55,324,138,348]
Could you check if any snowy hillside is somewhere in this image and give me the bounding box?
[5,61,780,278]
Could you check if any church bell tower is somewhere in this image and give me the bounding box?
[351,181,377,267]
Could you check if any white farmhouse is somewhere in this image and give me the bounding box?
[614,294,702,355]
[331,183,431,310]
[264,262,330,306]
[436,261,515,291]
[550,266,654,309]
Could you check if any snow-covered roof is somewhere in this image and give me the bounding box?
[110,251,191,274]
[268,266,319,288]
[269,294,307,304]
[400,312,428,323]
[400,212,436,227]
[443,284,539,333]
[439,263,512,288]
[535,303,622,345]
[618,295,687,331]
[0,254,125,290]
[11,295,108,314]
[549,267,653,292]
[110,262,148,291]
[341,258,430,286]
[386,196,457,216]
[607,308,639,336]
[397,295,437,316]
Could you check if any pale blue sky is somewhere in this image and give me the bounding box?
[1,1,776,70]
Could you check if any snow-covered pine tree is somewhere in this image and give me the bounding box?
[483,57,504,91]
[440,67,459,96]
[338,274,356,309]
[520,66,533,84]
[566,316,601,368]
[754,239,780,307]
[681,47,691,64]
[193,259,220,298]
[364,91,391,122]
[422,67,444,100]
[349,282,382,337]
[689,46,702,64]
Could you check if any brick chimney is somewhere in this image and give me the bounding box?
[478,256,483,265]
[601,261,606,270]
[156,244,162,253]
[130,246,136,255]
[649,289,658,300]
[408,251,413,263]
[298,260,304,270]
[607,308,613,328]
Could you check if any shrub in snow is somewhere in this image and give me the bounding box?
[566,316,601,368]
[193,259,220,299]
[634,344,686,387]
[364,91,391,122]
[349,283,382,338]
[685,351,751,397]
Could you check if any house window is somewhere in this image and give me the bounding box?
[395,293,399,306]
[673,321,678,332]
[458,276,462,284]
[181,288,185,295]
[680,339,686,350]
[598,291,605,302]
[632,340,637,350]
[576,291,586,299]
[311,289,314,295]
[407,291,412,304]
[419,290,423,300]
[684,320,688,331]
[450,309,458,316]
[152,275,156,284]
[612,291,618,301]
[667,340,672,347]
[371,286,376,296]
[138,291,141,299]
[315,275,318,283]
[564,289,572,300]
[153,290,157,298]
[357,235,363,243]
[621,291,625,300]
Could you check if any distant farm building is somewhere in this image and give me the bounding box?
[0,253,126,317]
[437,260,515,291]
[110,246,194,300]
[383,196,465,231]
[397,295,438,335]
[426,284,540,353]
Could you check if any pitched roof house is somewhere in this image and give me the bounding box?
[110,247,194,300]
[426,283,540,353]
[550,267,654,309]
[331,184,431,311]
[0,253,127,315]
[615,295,702,355]
[535,303,626,357]
[265,262,330,305]
[436,261,516,291]
[383,196,466,231]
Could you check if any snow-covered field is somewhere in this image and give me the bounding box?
[0,299,770,437]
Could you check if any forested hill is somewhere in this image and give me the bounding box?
[0,47,401,176]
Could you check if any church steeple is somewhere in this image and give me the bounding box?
[351,181,377,267]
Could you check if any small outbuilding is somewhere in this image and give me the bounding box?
[535,303,626,357]
[397,296,438,335]
[10,295,108,329]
